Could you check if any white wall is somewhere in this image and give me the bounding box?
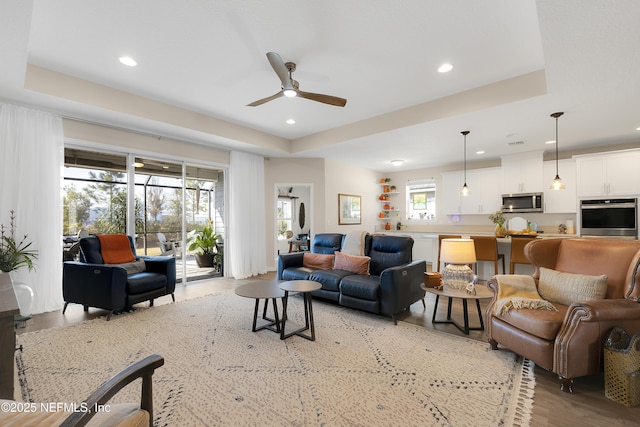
[64,119,231,164]
[324,158,379,235]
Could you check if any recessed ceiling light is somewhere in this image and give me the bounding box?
[545,140,556,144]
[391,159,404,167]
[476,150,485,155]
[286,118,296,125]
[438,63,453,73]
[636,126,640,131]
[118,56,137,67]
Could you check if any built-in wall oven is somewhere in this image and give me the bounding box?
[580,198,638,237]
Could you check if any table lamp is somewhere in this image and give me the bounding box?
[440,238,477,291]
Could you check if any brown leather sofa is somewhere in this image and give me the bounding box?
[485,238,640,392]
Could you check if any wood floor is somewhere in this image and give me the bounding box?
[17,275,640,426]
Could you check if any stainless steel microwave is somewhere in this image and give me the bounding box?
[501,192,544,213]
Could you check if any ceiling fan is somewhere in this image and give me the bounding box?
[247,52,347,107]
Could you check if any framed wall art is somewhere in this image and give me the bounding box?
[338,193,361,225]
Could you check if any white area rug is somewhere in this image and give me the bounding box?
[16,290,534,426]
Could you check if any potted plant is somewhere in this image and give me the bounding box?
[186,221,221,268]
[1,210,37,319]
[0,210,37,273]
[488,209,507,237]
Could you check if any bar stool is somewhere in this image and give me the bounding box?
[438,234,462,272]
[470,236,505,277]
[510,237,533,274]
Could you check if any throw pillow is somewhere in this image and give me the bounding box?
[334,251,371,275]
[303,253,334,270]
[537,267,608,306]
[116,259,146,275]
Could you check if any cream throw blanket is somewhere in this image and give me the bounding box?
[342,231,368,256]
[493,274,557,316]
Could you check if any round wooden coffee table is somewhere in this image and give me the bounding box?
[279,280,322,341]
[421,284,493,335]
[235,280,285,333]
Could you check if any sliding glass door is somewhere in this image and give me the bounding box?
[62,148,225,284]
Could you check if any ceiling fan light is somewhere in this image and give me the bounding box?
[283,88,297,97]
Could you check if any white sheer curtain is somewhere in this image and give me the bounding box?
[228,150,267,279]
[0,103,64,313]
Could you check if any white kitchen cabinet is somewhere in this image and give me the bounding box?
[575,150,640,197]
[411,233,437,268]
[442,168,501,215]
[441,171,463,215]
[461,168,502,214]
[543,159,577,213]
[501,152,544,194]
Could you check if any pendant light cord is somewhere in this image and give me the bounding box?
[551,112,564,177]
[555,115,559,176]
[461,130,469,184]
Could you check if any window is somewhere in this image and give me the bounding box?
[63,149,130,235]
[406,180,436,220]
[277,198,293,240]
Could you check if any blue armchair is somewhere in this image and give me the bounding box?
[63,235,176,320]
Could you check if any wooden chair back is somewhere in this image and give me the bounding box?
[471,235,505,275]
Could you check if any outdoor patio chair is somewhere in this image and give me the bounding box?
[157,232,181,257]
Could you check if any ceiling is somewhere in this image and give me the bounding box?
[1,0,639,172]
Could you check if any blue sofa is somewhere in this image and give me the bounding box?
[62,235,176,320]
[277,233,426,324]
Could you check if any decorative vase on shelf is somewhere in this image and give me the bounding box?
[495,223,507,237]
[385,222,391,230]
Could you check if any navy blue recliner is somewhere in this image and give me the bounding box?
[63,235,176,320]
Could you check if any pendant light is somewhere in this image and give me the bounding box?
[460,131,471,196]
[550,112,565,190]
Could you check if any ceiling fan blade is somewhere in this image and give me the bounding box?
[266,52,294,90]
[246,91,284,107]
[297,90,347,107]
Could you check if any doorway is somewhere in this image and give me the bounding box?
[275,184,312,255]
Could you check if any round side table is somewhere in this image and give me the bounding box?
[235,279,285,333]
[279,280,322,341]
